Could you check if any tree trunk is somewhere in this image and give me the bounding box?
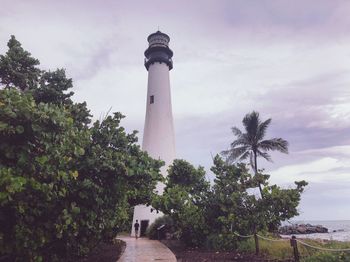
[253,151,264,199]
[253,225,259,255]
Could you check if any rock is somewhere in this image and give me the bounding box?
[297,226,307,234]
[278,224,328,235]
[315,226,328,233]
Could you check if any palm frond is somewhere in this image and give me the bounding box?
[256,118,271,141]
[258,138,289,154]
[256,150,272,162]
[239,150,250,162]
[242,111,259,144]
[221,146,250,164]
[231,127,242,137]
[230,137,249,147]
[221,149,237,164]
[224,111,288,174]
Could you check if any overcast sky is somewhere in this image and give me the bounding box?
[1,0,350,220]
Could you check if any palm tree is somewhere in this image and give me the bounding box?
[222,111,288,197]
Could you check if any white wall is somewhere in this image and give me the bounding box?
[143,62,176,169]
[131,62,176,237]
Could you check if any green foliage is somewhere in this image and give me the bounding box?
[210,156,261,235]
[211,155,308,234]
[32,68,74,105]
[166,159,209,194]
[0,89,89,260]
[0,36,91,126]
[263,181,307,231]
[0,36,162,261]
[146,215,174,240]
[154,155,307,251]
[0,36,41,91]
[205,233,237,251]
[153,160,210,246]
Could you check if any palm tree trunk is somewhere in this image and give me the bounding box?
[253,151,264,198]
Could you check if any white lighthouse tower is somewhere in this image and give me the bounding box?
[131,31,176,237]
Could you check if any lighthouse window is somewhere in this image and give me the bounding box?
[150,95,154,104]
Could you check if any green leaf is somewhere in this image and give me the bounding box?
[0,121,8,131]
[36,156,48,165]
[16,125,24,134]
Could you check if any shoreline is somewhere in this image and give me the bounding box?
[280,232,350,242]
[280,220,350,242]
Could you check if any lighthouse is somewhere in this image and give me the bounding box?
[131,31,176,237]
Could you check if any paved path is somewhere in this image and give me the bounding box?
[117,236,177,262]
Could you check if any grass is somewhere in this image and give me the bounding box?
[236,235,350,261]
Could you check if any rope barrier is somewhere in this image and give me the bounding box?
[233,232,254,238]
[233,232,287,242]
[233,232,350,253]
[296,239,350,252]
[256,234,288,242]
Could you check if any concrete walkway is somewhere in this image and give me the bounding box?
[117,236,177,262]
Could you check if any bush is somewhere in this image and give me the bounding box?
[205,233,238,251]
[0,36,163,261]
[146,215,175,240]
[152,160,211,247]
[0,90,162,261]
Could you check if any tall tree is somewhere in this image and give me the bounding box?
[0,36,40,91]
[152,160,210,246]
[222,111,288,197]
[33,68,74,105]
[211,155,307,234]
[0,36,163,260]
[0,35,91,127]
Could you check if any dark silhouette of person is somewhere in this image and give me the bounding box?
[134,220,140,239]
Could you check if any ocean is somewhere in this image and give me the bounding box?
[282,220,350,242]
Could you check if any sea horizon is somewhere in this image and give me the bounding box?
[282,220,350,242]
[292,219,350,222]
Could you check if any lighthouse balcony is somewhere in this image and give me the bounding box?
[144,57,173,70]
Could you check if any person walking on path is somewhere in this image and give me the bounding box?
[134,220,140,239]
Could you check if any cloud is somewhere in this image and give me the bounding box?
[269,157,350,183]
[297,181,350,220]
[269,148,350,220]
[221,0,350,41]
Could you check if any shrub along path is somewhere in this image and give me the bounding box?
[117,236,177,262]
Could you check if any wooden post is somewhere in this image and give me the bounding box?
[254,226,259,255]
[290,235,300,262]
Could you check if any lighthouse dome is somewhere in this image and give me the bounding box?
[147,31,170,47]
[144,31,173,70]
